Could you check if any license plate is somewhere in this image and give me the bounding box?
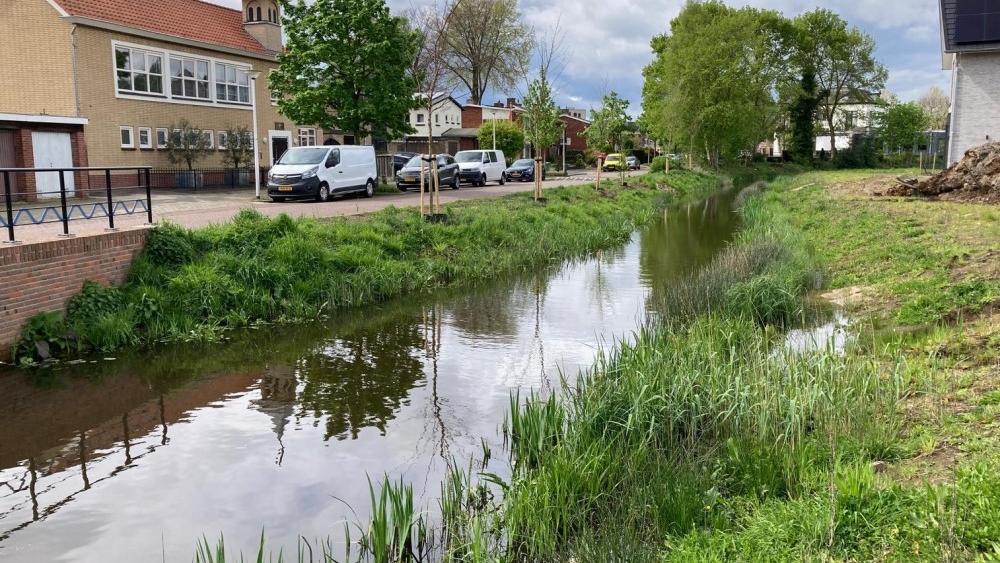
[278,186,293,192]
[404,178,416,183]
[511,172,520,177]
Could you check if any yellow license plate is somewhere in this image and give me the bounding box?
[511,172,520,177]
[404,178,416,182]
[278,186,293,192]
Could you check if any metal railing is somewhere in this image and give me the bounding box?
[1,166,153,244]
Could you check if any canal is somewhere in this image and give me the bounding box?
[0,192,740,562]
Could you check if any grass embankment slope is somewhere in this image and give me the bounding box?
[11,171,721,363]
[448,169,1000,563]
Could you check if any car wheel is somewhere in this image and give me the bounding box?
[498,173,505,186]
[364,178,376,198]
[452,175,460,189]
[479,173,487,187]
[316,183,330,202]
[396,184,406,192]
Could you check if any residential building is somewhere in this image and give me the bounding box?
[562,107,587,121]
[0,0,322,199]
[558,114,589,153]
[939,0,1000,165]
[397,93,463,154]
[814,92,880,153]
[448,98,524,153]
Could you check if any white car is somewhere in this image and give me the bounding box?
[454,150,506,186]
[267,145,377,202]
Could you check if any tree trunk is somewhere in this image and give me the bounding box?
[827,115,837,159]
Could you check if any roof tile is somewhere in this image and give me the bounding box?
[54,0,272,56]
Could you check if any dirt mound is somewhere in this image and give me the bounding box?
[888,142,1000,202]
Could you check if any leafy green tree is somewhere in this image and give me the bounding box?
[584,91,631,183]
[270,0,421,142]
[521,67,562,196]
[165,119,211,170]
[220,126,254,169]
[477,119,524,164]
[787,69,820,160]
[795,9,887,158]
[873,101,927,153]
[440,0,534,104]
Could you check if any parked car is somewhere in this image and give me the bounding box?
[395,153,460,191]
[626,155,640,170]
[391,151,418,174]
[504,158,545,182]
[267,145,377,202]
[454,149,506,186]
[602,153,625,172]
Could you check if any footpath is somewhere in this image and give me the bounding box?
[3,171,613,245]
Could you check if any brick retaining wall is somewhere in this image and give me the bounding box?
[0,230,149,361]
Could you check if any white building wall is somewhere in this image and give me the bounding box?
[948,51,1000,165]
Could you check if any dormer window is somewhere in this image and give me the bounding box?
[247,7,253,21]
[256,6,262,21]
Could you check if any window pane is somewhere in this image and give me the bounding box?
[149,55,162,75]
[183,59,194,77]
[216,83,227,100]
[117,71,131,90]
[121,129,131,145]
[197,81,209,99]
[237,70,248,86]
[228,84,237,100]
[171,78,183,96]
[134,52,146,72]
[133,74,148,92]
[116,48,130,70]
[226,66,236,82]
[157,130,167,146]
[238,86,249,103]
[170,58,182,77]
[139,130,150,145]
[197,61,209,80]
[215,63,225,81]
[184,78,195,97]
[150,75,163,93]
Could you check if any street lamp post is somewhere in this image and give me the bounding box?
[247,69,262,199]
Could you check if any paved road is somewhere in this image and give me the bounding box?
[1,168,644,245]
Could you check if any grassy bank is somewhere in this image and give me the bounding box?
[10,170,722,365]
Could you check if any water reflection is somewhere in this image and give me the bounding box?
[0,202,742,562]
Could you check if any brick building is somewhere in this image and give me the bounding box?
[0,0,323,199]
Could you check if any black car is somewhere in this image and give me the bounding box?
[504,158,545,182]
[395,154,460,191]
[391,152,419,174]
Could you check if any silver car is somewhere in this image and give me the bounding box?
[626,155,640,170]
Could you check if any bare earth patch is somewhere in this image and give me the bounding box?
[820,285,867,307]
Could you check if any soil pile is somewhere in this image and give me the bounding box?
[889,141,1000,201]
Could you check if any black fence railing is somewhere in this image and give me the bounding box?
[145,167,270,190]
[1,166,152,244]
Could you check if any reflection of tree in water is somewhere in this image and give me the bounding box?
[444,276,530,341]
[295,320,427,441]
[640,191,741,303]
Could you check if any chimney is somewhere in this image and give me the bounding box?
[506,97,516,108]
[243,0,284,53]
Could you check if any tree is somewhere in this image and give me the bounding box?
[584,91,631,184]
[440,0,534,104]
[787,69,820,160]
[165,119,211,170]
[476,119,524,164]
[795,9,887,158]
[270,0,421,143]
[521,68,562,198]
[873,101,927,153]
[917,85,950,129]
[221,126,254,169]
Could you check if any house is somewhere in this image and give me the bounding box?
[445,98,524,153]
[939,0,1000,165]
[814,92,880,153]
[558,113,589,153]
[0,0,322,199]
[395,93,463,154]
[562,107,588,121]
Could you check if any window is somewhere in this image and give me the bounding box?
[120,126,134,149]
[299,127,316,146]
[435,114,440,124]
[215,63,250,103]
[256,6,262,20]
[247,6,254,21]
[325,149,340,168]
[203,130,214,149]
[218,131,228,150]
[169,55,210,99]
[115,46,164,95]
[138,126,152,149]
[156,127,168,149]
[416,114,425,124]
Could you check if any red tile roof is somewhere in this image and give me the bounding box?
[53,0,272,56]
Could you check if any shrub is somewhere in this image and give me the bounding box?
[649,156,667,172]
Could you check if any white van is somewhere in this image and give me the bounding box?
[267,145,377,202]
[454,149,506,186]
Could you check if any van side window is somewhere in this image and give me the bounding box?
[489,152,498,163]
[326,149,340,167]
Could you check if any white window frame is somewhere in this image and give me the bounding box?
[215,62,251,105]
[112,41,254,110]
[138,126,153,149]
[298,127,316,147]
[416,113,425,124]
[218,130,229,150]
[155,127,168,149]
[169,54,211,100]
[203,130,214,149]
[120,126,135,149]
[115,46,165,96]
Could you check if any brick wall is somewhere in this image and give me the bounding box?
[0,230,149,361]
[0,0,77,117]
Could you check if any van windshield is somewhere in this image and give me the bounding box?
[454,152,483,163]
[276,147,328,165]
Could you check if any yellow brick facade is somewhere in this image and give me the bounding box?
[0,0,77,118]
[74,27,315,168]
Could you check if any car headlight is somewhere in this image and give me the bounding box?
[301,167,319,179]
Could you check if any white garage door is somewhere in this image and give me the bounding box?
[32,131,75,199]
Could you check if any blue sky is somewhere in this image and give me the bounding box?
[213,0,950,118]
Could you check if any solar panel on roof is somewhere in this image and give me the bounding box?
[954,0,1000,44]
[955,14,986,43]
[956,0,987,16]
[985,12,1000,41]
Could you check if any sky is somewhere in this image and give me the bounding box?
[212,0,950,118]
